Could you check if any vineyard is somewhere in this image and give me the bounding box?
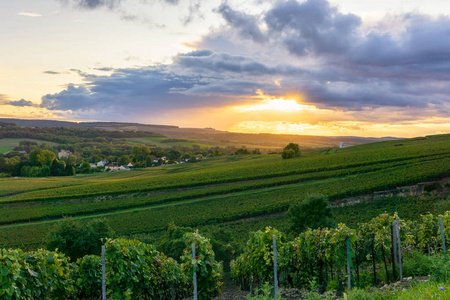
[0,134,449,251]
[230,211,450,297]
[2,211,450,299]
[0,232,222,300]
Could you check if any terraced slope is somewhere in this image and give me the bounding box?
[0,134,449,249]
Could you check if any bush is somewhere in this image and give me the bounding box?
[46,218,115,261]
[403,250,450,282]
[288,193,333,234]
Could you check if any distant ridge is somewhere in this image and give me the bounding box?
[0,119,179,129]
[0,118,402,150]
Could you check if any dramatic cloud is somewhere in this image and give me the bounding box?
[264,0,361,56]
[217,3,266,43]
[40,0,450,126]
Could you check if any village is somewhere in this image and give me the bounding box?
[58,149,206,172]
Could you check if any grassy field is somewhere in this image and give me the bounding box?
[0,138,59,153]
[128,136,215,148]
[0,133,449,249]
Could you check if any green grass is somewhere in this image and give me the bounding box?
[0,146,12,153]
[0,138,59,153]
[345,281,450,299]
[128,136,214,148]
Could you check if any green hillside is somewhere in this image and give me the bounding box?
[0,138,58,153]
[0,134,449,249]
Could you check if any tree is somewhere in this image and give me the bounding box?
[282,143,301,159]
[131,145,151,166]
[29,149,56,166]
[64,163,75,176]
[234,148,249,155]
[46,218,115,261]
[288,194,333,234]
[251,148,261,154]
[282,149,295,159]
[68,155,78,165]
[118,155,130,166]
[78,161,92,174]
[50,159,66,176]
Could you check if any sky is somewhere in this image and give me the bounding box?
[1,0,450,137]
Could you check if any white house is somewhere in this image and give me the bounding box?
[58,149,73,159]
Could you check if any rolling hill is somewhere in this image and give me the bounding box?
[0,133,448,250]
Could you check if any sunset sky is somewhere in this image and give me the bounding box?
[1,0,450,137]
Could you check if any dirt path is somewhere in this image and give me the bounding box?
[214,274,247,300]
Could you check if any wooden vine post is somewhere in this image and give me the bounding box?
[439,217,446,254]
[346,236,351,292]
[102,245,106,300]
[192,243,198,300]
[273,235,278,299]
[395,216,403,281]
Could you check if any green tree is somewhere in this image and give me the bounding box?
[78,161,92,174]
[282,143,301,159]
[29,148,56,166]
[234,148,250,155]
[251,148,261,154]
[288,194,333,234]
[282,149,295,159]
[118,155,130,166]
[68,155,77,165]
[46,218,115,261]
[131,145,151,166]
[50,159,66,176]
[64,163,75,176]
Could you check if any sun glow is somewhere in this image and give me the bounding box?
[236,98,317,113]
